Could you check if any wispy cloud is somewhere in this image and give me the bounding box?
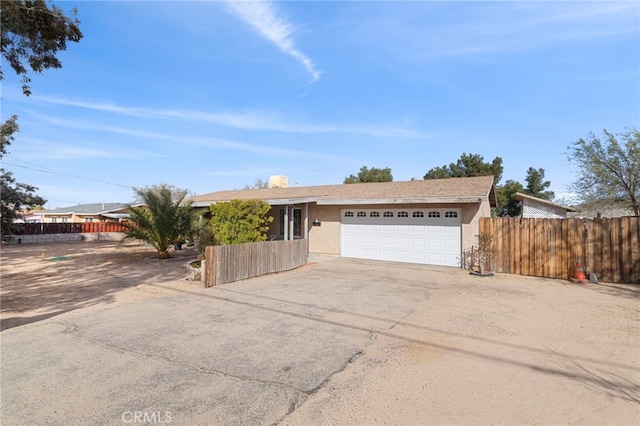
[345,2,639,61]
[28,113,345,162]
[224,0,321,82]
[29,96,426,139]
[14,136,163,160]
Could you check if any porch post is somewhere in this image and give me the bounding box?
[289,205,294,240]
[283,207,289,240]
[304,203,308,239]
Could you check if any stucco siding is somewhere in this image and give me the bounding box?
[307,204,341,254]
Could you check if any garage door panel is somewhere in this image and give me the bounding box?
[396,236,410,245]
[411,237,426,247]
[443,239,459,249]
[341,208,461,267]
[396,250,411,261]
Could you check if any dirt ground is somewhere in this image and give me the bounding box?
[0,240,201,331]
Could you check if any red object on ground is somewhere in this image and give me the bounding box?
[570,259,589,284]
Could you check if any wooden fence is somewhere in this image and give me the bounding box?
[10,222,128,235]
[480,217,640,284]
[204,239,309,287]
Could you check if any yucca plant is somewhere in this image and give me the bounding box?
[123,184,194,259]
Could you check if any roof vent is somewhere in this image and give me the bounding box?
[268,175,289,189]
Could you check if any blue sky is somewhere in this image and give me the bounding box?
[2,0,638,209]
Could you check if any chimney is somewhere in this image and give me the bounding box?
[268,175,289,189]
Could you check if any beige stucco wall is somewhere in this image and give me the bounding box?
[304,201,492,256]
[307,204,342,254]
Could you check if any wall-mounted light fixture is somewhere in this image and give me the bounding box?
[313,220,321,226]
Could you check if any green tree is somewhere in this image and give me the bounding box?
[496,180,524,217]
[344,166,393,184]
[423,153,503,184]
[1,0,83,96]
[567,128,640,216]
[1,115,46,238]
[209,199,273,245]
[123,185,195,259]
[524,167,554,200]
[496,168,554,217]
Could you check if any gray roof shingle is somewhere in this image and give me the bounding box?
[35,203,137,215]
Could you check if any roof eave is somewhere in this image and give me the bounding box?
[191,197,320,208]
[317,196,487,205]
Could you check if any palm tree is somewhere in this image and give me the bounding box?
[124,184,194,259]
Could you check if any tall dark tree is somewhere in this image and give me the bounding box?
[496,168,554,217]
[496,180,524,217]
[1,0,83,96]
[1,117,46,237]
[524,167,554,200]
[567,128,639,216]
[423,153,503,184]
[344,166,393,184]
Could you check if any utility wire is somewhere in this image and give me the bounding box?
[2,157,134,189]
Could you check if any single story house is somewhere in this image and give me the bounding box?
[514,192,580,219]
[569,198,636,218]
[190,176,497,267]
[33,203,143,223]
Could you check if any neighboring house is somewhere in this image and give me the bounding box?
[570,199,636,219]
[32,203,143,223]
[190,176,497,267]
[12,210,44,224]
[514,193,580,219]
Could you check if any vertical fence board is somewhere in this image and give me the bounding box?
[610,218,621,283]
[583,220,593,279]
[592,219,603,279]
[619,218,630,284]
[629,217,640,284]
[510,218,518,275]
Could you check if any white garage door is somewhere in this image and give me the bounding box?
[340,208,461,267]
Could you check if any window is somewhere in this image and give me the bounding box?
[357,211,367,217]
[398,211,409,218]
[445,211,458,218]
[51,217,57,223]
[370,212,380,217]
[412,211,424,218]
[345,211,354,217]
[383,211,394,217]
[84,217,94,223]
[428,211,441,218]
[62,217,68,223]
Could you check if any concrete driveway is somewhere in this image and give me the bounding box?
[1,246,639,425]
